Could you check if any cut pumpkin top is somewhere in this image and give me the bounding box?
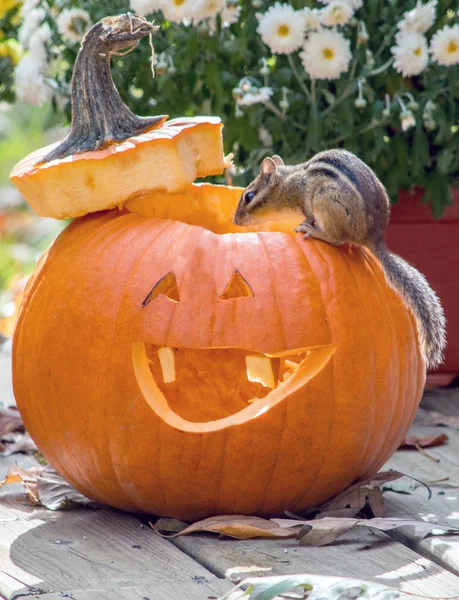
[11,117,229,220]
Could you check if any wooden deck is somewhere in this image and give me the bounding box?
[1,344,459,600]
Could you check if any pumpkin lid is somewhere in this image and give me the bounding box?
[9,14,230,220]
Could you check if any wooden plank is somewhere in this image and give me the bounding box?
[13,585,221,600]
[173,525,459,595]
[384,396,459,577]
[0,455,230,600]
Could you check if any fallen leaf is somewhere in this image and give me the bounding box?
[286,516,459,546]
[0,407,24,436]
[420,411,459,430]
[151,518,189,535]
[0,464,45,504]
[37,465,92,510]
[217,573,437,600]
[316,471,403,518]
[274,517,357,546]
[382,478,421,494]
[0,432,38,456]
[0,464,91,509]
[170,515,298,540]
[400,433,448,449]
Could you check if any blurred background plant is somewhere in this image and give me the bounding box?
[0,0,459,302]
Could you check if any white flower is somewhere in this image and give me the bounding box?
[303,8,322,31]
[398,1,436,34]
[391,32,429,77]
[430,24,459,66]
[258,126,273,147]
[56,9,92,43]
[15,55,52,106]
[193,0,226,23]
[400,110,416,131]
[18,7,45,48]
[321,1,354,27]
[300,29,352,80]
[256,3,306,55]
[28,23,52,67]
[238,87,273,106]
[22,0,41,11]
[318,0,362,11]
[220,2,241,27]
[159,0,201,23]
[129,0,162,16]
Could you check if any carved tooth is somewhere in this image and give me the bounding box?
[158,346,176,384]
[245,355,280,389]
[284,359,300,370]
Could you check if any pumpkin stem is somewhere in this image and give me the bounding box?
[43,14,167,163]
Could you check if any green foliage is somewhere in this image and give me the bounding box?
[4,0,459,215]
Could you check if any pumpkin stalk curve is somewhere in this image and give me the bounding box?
[43,14,167,163]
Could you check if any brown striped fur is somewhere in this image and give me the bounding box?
[234,149,446,369]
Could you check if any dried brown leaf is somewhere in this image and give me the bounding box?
[291,517,459,546]
[0,464,45,503]
[151,518,189,535]
[0,464,91,509]
[317,471,403,518]
[296,518,357,546]
[173,515,298,540]
[0,432,38,456]
[36,465,91,510]
[0,408,24,436]
[420,411,459,430]
[400,433,449,449]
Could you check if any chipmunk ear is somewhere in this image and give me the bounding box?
[271,155,284,167]
[261,157,277,176]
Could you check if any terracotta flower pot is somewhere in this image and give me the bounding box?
[387,188,459,382]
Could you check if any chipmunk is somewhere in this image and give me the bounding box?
[233,149,446,369]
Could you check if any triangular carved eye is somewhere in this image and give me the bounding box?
[143,272,180,306]
[220,269,254,300]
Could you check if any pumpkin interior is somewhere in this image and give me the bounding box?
[124,182,302,234]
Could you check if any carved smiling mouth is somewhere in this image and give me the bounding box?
[132,342,336,434]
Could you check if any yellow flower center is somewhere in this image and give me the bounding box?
[174,0,185,5]
[323,47,335,60]
[448,40,458,54]
[278,24,290,37]
[414,47,422,56]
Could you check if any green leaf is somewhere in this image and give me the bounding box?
[437,148,454,175]
[320,88,336,106]
[423,175,452,218]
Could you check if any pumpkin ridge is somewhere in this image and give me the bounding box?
[360,257,408,477]
[342,250,377,471]
[111,218,180,511]
[77,217,157,503]
[380,272,423,464]
[256,235,294,514]
[291,241,336,509]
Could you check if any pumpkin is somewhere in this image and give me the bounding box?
[11,14,425,521]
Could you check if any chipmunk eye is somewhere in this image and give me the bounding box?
[244,191,256,205]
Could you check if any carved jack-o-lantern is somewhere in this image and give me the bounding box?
[11,15,425,520]
[13,182,425,520]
